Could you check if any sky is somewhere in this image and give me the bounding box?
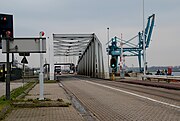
[0,0,180,69]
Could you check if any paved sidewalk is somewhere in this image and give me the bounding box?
[4,83,84,121]
[26,83,68,101]
[0,78,36,97]
[0,82,23,97]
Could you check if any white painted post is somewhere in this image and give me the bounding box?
[39,31,45,100]
[50,36,54,80]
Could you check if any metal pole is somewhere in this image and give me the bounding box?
[39,31,44,100]
[2,64,5,82]
[143,0,146,79]
[48,37,50,80]
[107,28,110,74]
[12,53,14,66]
[22,62,25,86]
[6,37,10,100]
[120,33,124,79]
[50,35,54,80]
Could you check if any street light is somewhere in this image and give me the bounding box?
[143,0,146,79]
[107,28,110,74]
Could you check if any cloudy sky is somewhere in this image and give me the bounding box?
[0,0,180,69]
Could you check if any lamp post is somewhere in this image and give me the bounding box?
[120,33,124,79]
[107,28,110,74]
[143,0,146,79]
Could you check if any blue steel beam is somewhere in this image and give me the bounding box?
[146,14,155,48]
[107,14,155,72]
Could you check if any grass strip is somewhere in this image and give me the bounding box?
[0,81,36,120]
[44,80,58,83]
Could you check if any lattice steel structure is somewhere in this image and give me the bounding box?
[53,33,104,78]
[53,34,92,56]
[107,14,155,72]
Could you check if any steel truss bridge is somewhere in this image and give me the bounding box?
[53,33,104,78]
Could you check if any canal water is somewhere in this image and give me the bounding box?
[172,72,180,76]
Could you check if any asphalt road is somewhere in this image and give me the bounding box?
[60,75,180,121]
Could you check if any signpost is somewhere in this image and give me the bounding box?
[2,37,46,53]
[0,13,13,100]
[2,36,46,100]
[6,32,11,100]
[21,56,28,86]
[1,14,47,100]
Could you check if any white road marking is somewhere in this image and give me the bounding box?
[85,81,180,109]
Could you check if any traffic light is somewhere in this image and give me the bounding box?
[0,14,13,48]
[110,57,117,68]
[0,14,13,37]
[111,38,117,47]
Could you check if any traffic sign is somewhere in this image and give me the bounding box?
[19,52,30,56]
[21,56,28,64]
[39,31,45,36]
[2,37,46,53]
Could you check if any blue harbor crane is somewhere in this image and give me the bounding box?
[107,14,155,72]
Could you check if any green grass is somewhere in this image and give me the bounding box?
[10,82,34,100]
[0,81,36,119]
[44,80,57,83]
[0,97,10,110]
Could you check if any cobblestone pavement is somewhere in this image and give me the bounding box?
[4,83,84,121]
[26,83,69,102]
[61,76,180,121]
[4,107,83,121]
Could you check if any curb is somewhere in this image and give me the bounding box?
[12,101,70,108]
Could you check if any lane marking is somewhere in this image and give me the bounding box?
[85,81,180,109]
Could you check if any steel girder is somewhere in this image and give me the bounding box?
[53,33,104,78]
[77,34,104,78]
[53,34,92,56]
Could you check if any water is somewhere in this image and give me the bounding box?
[172,72,180,76]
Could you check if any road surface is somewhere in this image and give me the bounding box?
[60,75,180,121]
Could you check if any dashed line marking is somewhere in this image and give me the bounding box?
[85,81,180,109]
